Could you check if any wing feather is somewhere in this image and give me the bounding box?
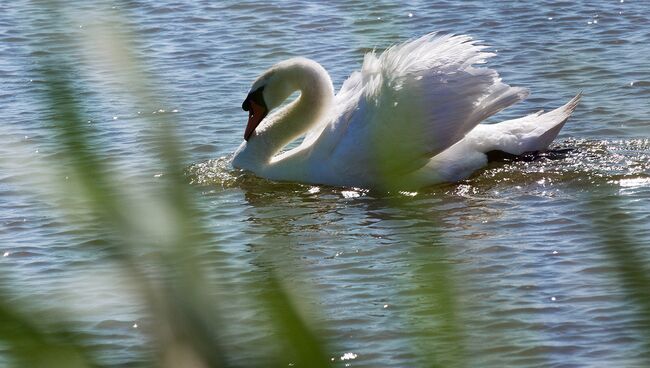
[317,33,528,184]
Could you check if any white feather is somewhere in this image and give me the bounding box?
[232,33,580,189]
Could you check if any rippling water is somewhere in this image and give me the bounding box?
[2,1,650,367]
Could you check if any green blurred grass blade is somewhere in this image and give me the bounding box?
[418,260,466,368]
[24,2,336,368]
[0,301,100,368]
[589,193,650,363]
[262,275,330,368]
[30,4,231,367]
[387,196,467,368]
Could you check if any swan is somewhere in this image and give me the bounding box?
[232,33,581,190]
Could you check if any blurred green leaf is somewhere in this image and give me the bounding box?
[0,301,99,368]
[589,193,650,362]
[262,274,330,368]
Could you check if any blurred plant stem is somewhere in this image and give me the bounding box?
[380,196,467,368]
[0,1,332,367]
[0,301,98,368]
[588,192,650,364]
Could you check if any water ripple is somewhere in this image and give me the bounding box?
[2,0,650,367]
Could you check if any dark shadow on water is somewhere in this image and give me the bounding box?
[486,147,574,163]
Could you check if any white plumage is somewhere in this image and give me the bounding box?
[232,33,581,190]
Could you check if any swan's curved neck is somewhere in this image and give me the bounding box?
[247,60,334,163]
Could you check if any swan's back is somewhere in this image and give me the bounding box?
[311,33,529,188]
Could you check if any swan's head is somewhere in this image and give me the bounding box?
[242,58,318,141]
[242,83,268,141]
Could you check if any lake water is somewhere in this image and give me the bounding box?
[2,1,650,367]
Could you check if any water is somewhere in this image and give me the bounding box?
[2,1,650,367]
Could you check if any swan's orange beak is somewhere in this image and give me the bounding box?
[244,99,268,141]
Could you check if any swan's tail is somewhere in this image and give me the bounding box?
[472,92,582,155]
[411,93,582,185]
[528,92,582,151]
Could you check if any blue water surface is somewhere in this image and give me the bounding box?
[1,1,650,367]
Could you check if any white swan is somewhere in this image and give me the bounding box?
[232,33,581,190]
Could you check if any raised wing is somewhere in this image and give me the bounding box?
[322,33,528,184]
